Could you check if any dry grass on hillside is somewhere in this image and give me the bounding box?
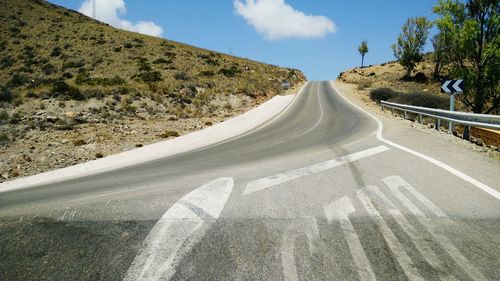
[0,0,306,182]
[338,55,463,110]
[338,55,441,92]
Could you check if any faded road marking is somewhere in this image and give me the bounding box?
[324,196,376,281]
[281,217,319,281]
[243,145,389,195]
[367,186,450,280]
[123,177,234,281]
[384,176,447,217]
[357,188,425,281]
[383,176,488,281]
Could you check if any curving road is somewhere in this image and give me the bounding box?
[1,81,499,281]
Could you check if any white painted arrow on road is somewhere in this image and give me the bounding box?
[123,177,234,281]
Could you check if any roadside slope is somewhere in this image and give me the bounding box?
[337,56,500,155]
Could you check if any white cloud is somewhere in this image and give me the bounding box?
[78,0,163,37]
[234,0,336,40]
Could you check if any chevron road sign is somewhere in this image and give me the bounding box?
[441,80,464,94]
[441,79,465,132]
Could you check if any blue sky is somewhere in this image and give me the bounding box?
[48,0,439,81]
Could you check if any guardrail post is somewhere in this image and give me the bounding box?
[391,108,394,114]
[418,114,422,124]
[404,110,408,119]
[435,118,440,130]
[448,93,456,132]
[463,126,470,140]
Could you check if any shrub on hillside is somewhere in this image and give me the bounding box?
[199,70,215,77]
[173,71,190,81]
[369,88,399,102]
[158,130,179,138]
[219,66,241,78]
[0,133,10,147]
[51,81,84,100]
[137,59,152,71]
[76,72,124,86]
[136,71,162,82]
[392,92,449,109]
[133,38,144,44]
[73,139,86,146]
[0,56,15,68]
[50,46,62,57]
[198,54,219,66]
[62,60,85,70]
[414,72,428,83]
[164,51,176,59]
[370,88,449,110]
[0,110,9,125]
[83,89,105,100]
[120,98,136,113]
[357,81,372,90]
[62,72,73,79]
[7,74,30,88]
[153,58,172,65]
[42,63,56,75]
[18,66,34,73]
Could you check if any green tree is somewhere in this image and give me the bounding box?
[431,34,450,78]
[358,40,369,67]
[434,0,499,113]
[392,17,433,77]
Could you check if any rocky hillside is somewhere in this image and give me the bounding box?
[338,54,464,112]
[0,0,305,182]
[338,54,442,96]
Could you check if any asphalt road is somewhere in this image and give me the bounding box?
[1,81,499,281]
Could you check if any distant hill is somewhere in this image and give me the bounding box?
[0,0,305,182]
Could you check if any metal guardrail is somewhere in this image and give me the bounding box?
[380,100,500,139]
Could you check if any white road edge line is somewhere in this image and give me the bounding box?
[330,81,500,202]
[123,177,234,281]
[243,145,390,195]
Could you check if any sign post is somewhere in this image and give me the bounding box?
[441,80,464,132]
